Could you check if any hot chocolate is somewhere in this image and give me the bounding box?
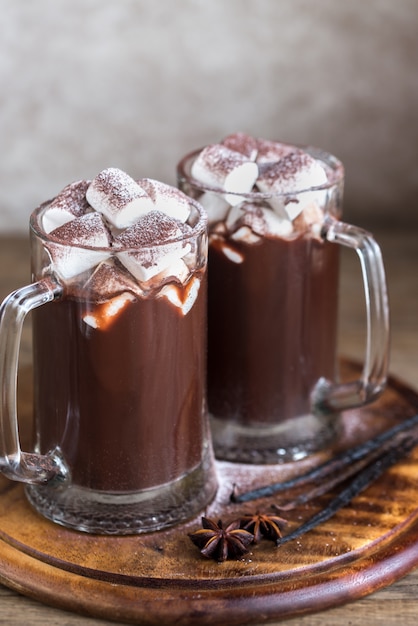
[207,234,339,428]
[177,134,345,462]
[32,272,207,492]
[24,168,216,532]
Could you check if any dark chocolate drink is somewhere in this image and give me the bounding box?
[177,133,345,463]
[25,169,217,534]
[207,235,339,428]
[32,273,207,493]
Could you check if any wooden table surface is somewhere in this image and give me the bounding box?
[0,228,417,626]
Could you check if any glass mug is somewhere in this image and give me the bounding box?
[0,192,217,534]
[177,143,390,463]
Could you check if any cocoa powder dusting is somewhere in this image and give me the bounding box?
[259,151,311,185]
[202,144,249,178]
[115,211,191,249]
[93,168,149,211]
[222,132,258,159]
[50,213,111,247]
[48,180,91,216]
[228,203,268,237]
[140,178,188,206]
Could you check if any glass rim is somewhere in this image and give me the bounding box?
[176,144,345,199]
[30,197,207,253]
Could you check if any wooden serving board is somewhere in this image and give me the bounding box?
[1,360,418,625]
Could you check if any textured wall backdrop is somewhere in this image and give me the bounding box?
[0,0,417,232]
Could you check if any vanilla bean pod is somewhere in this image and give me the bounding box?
[275,450,384,511]
[276,437,417,547]
[276,432,412,510]
[231,413,418,504]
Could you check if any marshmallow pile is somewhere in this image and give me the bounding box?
[41,169,203,325]
[190,132,334,242]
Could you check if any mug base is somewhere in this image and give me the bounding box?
[210,412,341,464]
[25,446,217,535]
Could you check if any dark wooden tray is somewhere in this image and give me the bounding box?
[1,360,418,625]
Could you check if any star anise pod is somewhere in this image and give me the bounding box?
[188,517,254,562]
[239,511,287,543]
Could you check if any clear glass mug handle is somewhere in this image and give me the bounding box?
[312,218,390,414]
[0,277,68,484]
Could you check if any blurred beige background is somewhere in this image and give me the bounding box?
[0,0,417,233]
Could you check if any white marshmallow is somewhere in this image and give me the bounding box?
[139,178,191,223]
[191,144,258,206]
[83,259,143,300]
[137,258,191,289]
[255,138,295,164]
[86,168,154,228]
[256,151,328,220]
[158,276,201,316]
[42,180,90,234]
[43,207,77,234]
[47,213,111,280]
[221,132,258,160]
[226,203,293,238]
[283,190,328,221]
[225,203,247,231]
[115,211,192,282]
[294,201,325,238]
[218,241,244,264]
[262,207,294,237]
[159,257,191,284]
[51,248,110,281]
[83,292,136,330]
[117,246,191,282]
[230,226,261,244]
[198,191,230,224]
